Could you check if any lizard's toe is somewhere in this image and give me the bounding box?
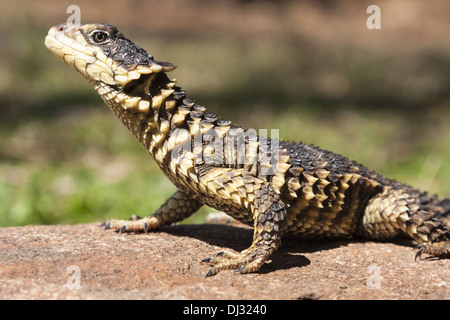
[414,244,424,261]
[99,220,112,231]
[414,241,450,260]
[99,216,159,233]
[201,249,268,276]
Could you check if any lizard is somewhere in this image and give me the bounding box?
[45,23,450,277]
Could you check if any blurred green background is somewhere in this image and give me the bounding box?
[1,0,449,227]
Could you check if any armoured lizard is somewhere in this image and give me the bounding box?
[45,23,450,276]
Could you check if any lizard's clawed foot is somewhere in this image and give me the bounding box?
[201,248,271,277]
[415,241,450,261]
[100,215,161,233]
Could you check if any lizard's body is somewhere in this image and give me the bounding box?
[45,23,450,276]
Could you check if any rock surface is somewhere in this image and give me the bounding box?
[0,223,448,300]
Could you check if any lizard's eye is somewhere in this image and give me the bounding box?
[92,31,109,43]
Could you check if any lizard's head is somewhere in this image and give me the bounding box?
[45,23,176,108]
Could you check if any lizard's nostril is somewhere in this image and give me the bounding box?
[57,24,67,32]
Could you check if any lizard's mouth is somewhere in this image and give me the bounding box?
[45,26,97,72]
[45,25,119,87]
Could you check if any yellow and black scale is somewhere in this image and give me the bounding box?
[45,23,450,276]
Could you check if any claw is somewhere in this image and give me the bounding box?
[102,222,111,231]
[204,268,216,278]
[119,225,127,234]
[233,265,244,274]
[415,245,424,261]
[201,257,212,263]
[143,222,149,233]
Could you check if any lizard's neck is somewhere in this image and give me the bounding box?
[94,72,206,163]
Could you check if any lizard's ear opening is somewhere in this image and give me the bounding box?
[122,70,174,98]
[123,73,155,97]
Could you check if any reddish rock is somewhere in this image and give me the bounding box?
[0,223,448,299]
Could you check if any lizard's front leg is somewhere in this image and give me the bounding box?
[202,184,288,276]
[101,190,203,233]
